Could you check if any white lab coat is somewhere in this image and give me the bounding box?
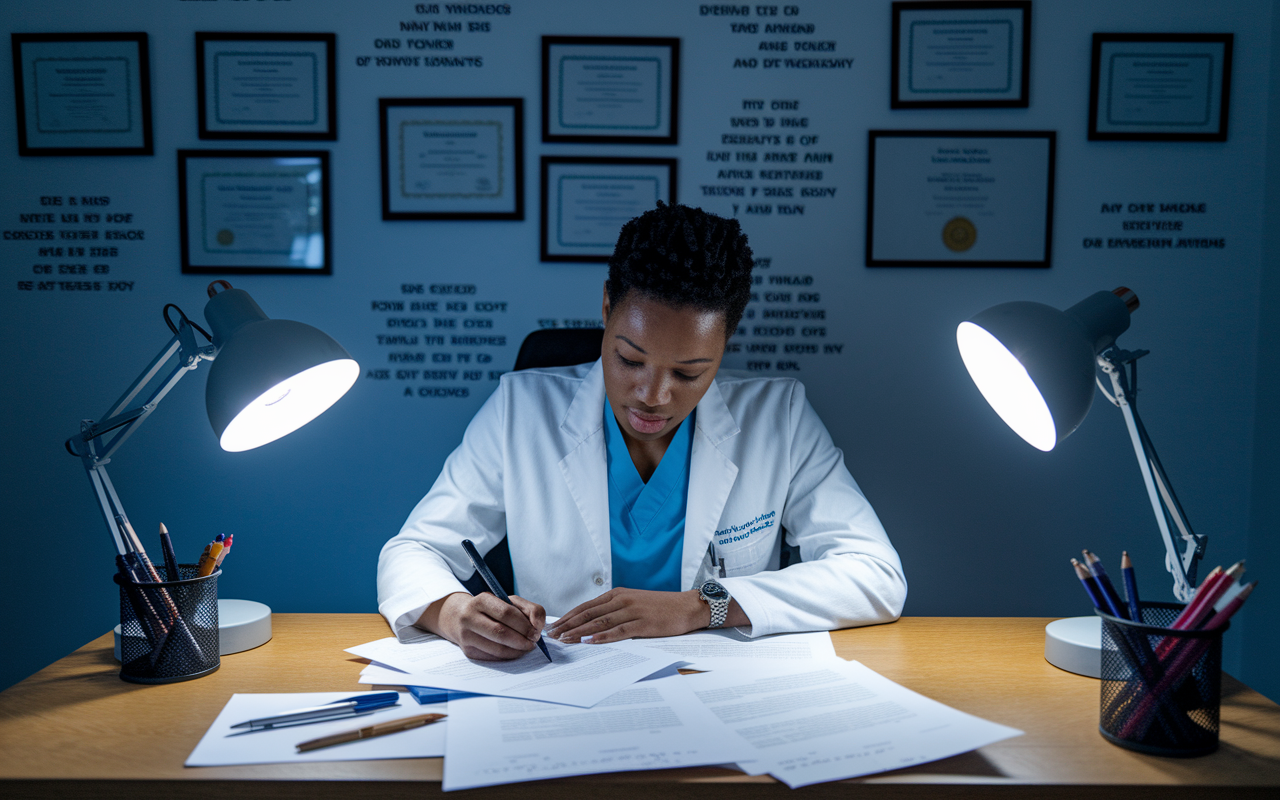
[377,359,906,639]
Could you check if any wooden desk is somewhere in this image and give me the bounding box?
[1,615,1278,798]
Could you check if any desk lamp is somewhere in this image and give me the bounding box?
[956,287,1206,677]
[67,280,359,653]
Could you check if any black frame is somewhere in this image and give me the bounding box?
[195,32,337,141]
[11,32,153,156]
[890,1,1030,110]
[1088,33,1233,142]
[541,36,680,145]
[177,149,333,276]
[866,130,1056,269]
[379,97,525,221]
[540,156,677,263]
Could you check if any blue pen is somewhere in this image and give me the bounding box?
[229,691,400,731]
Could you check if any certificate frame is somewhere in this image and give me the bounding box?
[540,156,676,263]
[379,97,524,221]
[541,36,680,145]
[866,130,1056,269]
[195,32,337,140]
[177,149,332,276]
[10,32,153,156]
[1088,33,1233,142]
[890,1,1031,109]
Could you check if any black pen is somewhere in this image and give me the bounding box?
[159,523,180,582]
[461,539,552,662]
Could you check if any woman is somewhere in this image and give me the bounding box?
[378,202,906,660]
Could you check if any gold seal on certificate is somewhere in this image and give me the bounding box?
[216,229,235,246]
[943,217,977,252]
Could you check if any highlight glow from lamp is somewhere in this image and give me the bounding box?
[956,321,1056,452]
[218,358,359,452]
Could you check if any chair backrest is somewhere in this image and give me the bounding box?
[513,328,604,371]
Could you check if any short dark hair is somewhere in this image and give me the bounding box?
[606,201,754,337]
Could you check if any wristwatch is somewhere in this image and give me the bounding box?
[698,580,731,629]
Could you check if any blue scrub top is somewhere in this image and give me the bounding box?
[604,405,693,592]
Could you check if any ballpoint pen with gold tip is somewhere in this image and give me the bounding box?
[295,713,447,752]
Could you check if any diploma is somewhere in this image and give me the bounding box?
[213,51,318,125]
[557,55,662,131]
[556,174,660,248]
[542,37,678,144]
[908,19,1013,94]
[199,169,319,260]
[399,121,503,198]
[1105,54,1214,127]
[868,133,1053,267]
[33,57,131,132]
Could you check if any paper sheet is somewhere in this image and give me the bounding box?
[185,692,446,767]
[634,629,838,670]
[442,674,751,790]
[346,635,682,708]
[683,661,1023,788]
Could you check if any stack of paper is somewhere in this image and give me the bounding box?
[187,629,1022,790]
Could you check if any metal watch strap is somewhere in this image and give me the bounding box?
[700,581,730,629]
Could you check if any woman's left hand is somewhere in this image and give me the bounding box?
[548,588,709,644]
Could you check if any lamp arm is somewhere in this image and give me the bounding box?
[1098,351,1206,602]
[67,320,217,555]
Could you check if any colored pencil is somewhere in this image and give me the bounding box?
[1121,551,1142,623]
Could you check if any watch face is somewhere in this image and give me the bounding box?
[701,581,729,601]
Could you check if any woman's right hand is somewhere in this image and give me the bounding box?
[421,592,546,661]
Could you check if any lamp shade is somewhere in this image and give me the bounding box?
[956,288,1137,452]
[203,287,358,452]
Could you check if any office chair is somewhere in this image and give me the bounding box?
[460,327,604,598]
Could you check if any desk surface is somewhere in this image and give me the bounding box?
[1,615,1278,799]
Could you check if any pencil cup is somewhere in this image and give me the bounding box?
[1097,601,1225,757]
[114,564,220,683]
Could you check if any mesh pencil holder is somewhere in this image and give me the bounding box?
[114,564,220,684]
[1097,601,1226,757]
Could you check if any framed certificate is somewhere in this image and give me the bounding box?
[11,32,153,156]
[866,130,1055,268]
[196,33,336,140]
[380,98,524,221]
[178,150,331,275]
[541,157,676,262]
[891,1,1030,109]
[1089,34,1233,141]
[542,36,680,145]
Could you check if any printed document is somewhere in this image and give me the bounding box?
[442,674,750,790]
[345,635,682,708]
[186,692,445,767]
[635,628,838,670]
[684,661,1023,788]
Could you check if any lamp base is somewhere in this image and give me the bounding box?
[1044,616,1101,677]
[114,598,272,661]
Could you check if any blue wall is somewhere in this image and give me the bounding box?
[1,0,1276,700]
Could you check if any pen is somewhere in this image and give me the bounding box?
[1121,551,1142,623]
[230,692,401,731]
[461,539,552,662]
[159,523,180,582]
[296,712,446,752]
